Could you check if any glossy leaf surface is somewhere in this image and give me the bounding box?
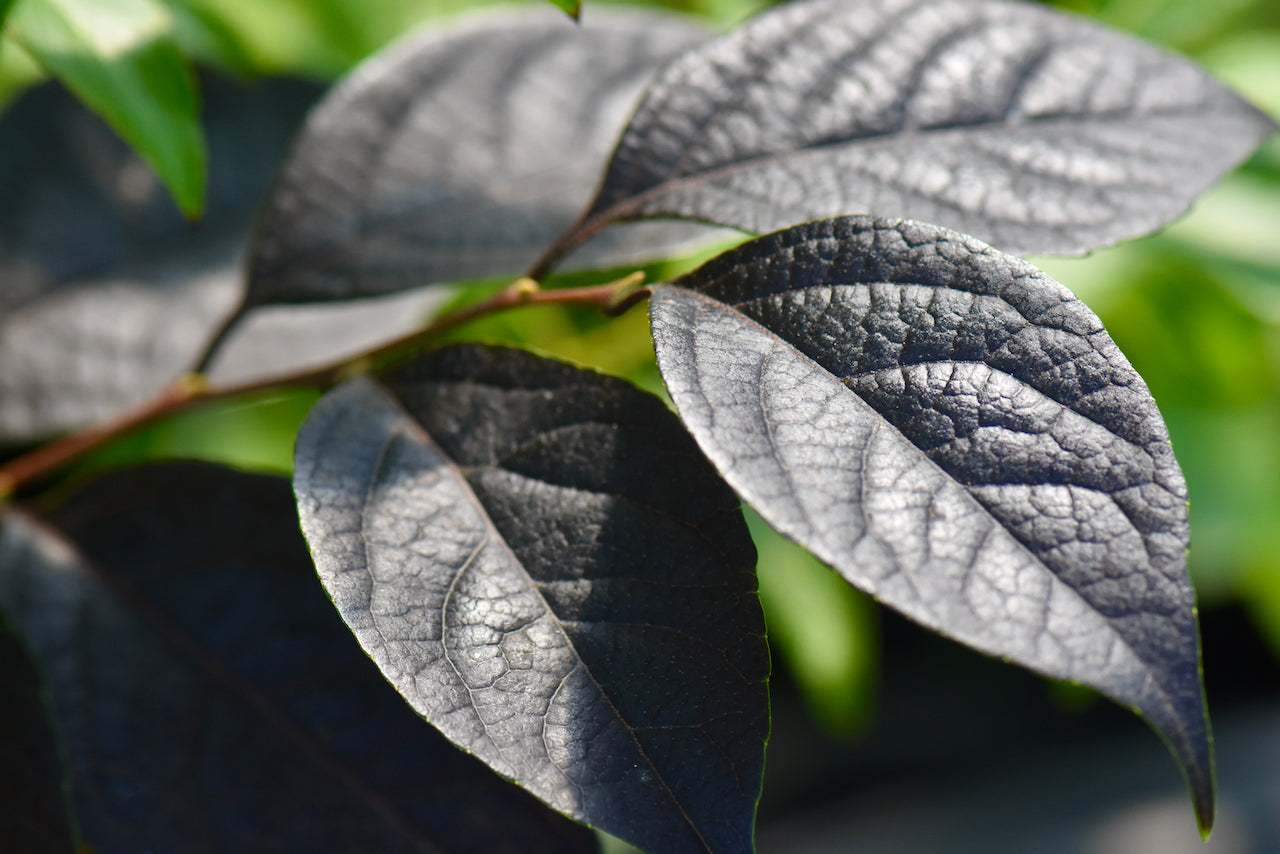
[245,7,715,309]
[650,216,1212,829]
[0,463,598,854]
[294,345,768,853]
[571,0,1275,259]
[7,0,206,216]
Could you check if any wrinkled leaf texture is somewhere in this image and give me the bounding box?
[245,6,722,310]
[541,0,1276,270]
[650,216,1213,830]
[294,345,768,854]
[0,462,598,854]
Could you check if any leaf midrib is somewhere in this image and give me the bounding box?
[660,286,1191,746]
[587,103,1231,237]
[366,380,719,854]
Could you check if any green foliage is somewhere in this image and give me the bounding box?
[6,0,205,215]
[547,0,583,19]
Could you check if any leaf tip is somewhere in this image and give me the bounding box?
[548,0,582,22]
[1191,762,1216,840]
[173,172,207,221]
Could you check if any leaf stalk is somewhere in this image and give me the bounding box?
[0,274,647,500]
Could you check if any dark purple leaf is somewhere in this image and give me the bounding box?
[294,345,768,853]
[650,215,1212,831]
[540,0,1276,270]
[245,7,719,309]
[0,463,599,853]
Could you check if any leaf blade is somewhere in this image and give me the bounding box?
[245,7,718,309]
[0,463,599,854]
[566,0,1276,261]
[0,614,75,853]
[649,216,1212,830]
[0,75,450,446]
[8,0,206,216]
[294,345,769,854]
[546,0,581,21]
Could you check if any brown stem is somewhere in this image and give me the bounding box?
[0,274,645,500]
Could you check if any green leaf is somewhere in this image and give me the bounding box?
[7,0,206,216]
[546,0,580,21]
[0,0,15,29]
[294,344,769,854]
[650,215,1214,833]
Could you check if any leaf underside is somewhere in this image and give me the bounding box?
[574,0,1275,259]
[246,7,719,309]
[0,463,598,854]
[294,345,768,854]
[649,216,1212,830]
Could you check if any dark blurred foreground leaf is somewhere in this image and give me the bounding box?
[6,0,207,216]
[0,463,599,854]
[650,216,1213,831]
[0,616,73,853]
[0,74,442,446]
[244,6,718,311]
[0,74,318,316]
[294,345,769,853]
[539,0,1276,271]
[0,236,447,445]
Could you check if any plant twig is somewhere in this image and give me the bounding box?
[0,274,645,500]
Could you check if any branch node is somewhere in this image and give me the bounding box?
[512,278,541,300]
[336,356,376,384]
[175,372,211,396]
[606,272,649,315]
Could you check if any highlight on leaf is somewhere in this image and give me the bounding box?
[650,215,1214,831]
[0,463,598,853]
[293,344,769,854]
[530,0,1276,275]
[1,0,1275,849]
[242,6,713,312]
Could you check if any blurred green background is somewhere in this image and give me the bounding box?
[3,0,1278,841]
